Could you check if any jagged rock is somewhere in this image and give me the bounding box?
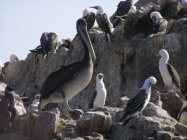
[111,102,179,140]
[11,109,60,140]
[150,90,162,107]
[82,132,103,140]
[116,96,129,107]
[0,132,26,140]
[161,91,183,119]
[76,111,112,134]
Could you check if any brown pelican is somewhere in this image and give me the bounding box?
[159,49,183,97]
[149,11,168,37]
[82,9,96,30]
[89,73,107,109]
[120,76,157,126]
[38,18,96,112]
[30,32,58,58]
[90,6,113,45]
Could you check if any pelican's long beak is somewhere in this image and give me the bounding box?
[90,6,99,10]
[76,18,96,61]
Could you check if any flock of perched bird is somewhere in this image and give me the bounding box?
[0,0,187,133]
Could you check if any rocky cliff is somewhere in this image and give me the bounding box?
[1,0,187,139]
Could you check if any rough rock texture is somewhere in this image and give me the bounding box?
[161,91,183,119]
[111,102,187,140]
[77,111,112,134]
[11,109,60,140]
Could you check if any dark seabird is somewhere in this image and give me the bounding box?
[89,73,107,109]
[178,94,187,125]
[149,11,168,37]
[159,49,182,95]
[0,85,16,132]
[82,9,96,30]
[58,38,72,50]
[116,0,133,17]
[120,76,157,126]
[38,18,96,111]
[30,32,58,58]
[90,6,113,45]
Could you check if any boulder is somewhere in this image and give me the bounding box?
[111,102,187,140]
[161,91,183,119]
[77,111,112,134]
[11,109,60,140]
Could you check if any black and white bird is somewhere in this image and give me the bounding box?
[82,9,96,30]
[27,94,40,113]
[89,73,107,109]
[30,32,58,58]
[120,76,157,126]
[178,94,187,125]
[57,38,72,50]
[38,18,96,112]
[0,85,16,132]
[90,6,113,45]
[149,11,168,37]
[159,49,182,96]
[116,0,133,17]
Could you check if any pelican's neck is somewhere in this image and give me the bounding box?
[82,42,92,65]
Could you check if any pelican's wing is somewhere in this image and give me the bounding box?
[40,61,83,99]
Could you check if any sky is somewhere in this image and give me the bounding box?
[0,0,138,63]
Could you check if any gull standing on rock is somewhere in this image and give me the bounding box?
[120,76,157,126]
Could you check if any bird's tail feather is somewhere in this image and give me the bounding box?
[120,115,132,126]
[105,34,111,46]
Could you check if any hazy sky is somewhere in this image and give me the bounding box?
[0,0,137,63]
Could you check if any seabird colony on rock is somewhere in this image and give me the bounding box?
[1,0,187,129]
[89,73,107,109]
[38,18,96,112]
[90,6,113,45]
[120,76,157,125]
[30,32,58,59]
[149,11,168,37]
[158,49,182,98]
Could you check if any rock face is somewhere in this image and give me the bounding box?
[77,111,112,134]
[111,102,187,140]
[11,110,60,140]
